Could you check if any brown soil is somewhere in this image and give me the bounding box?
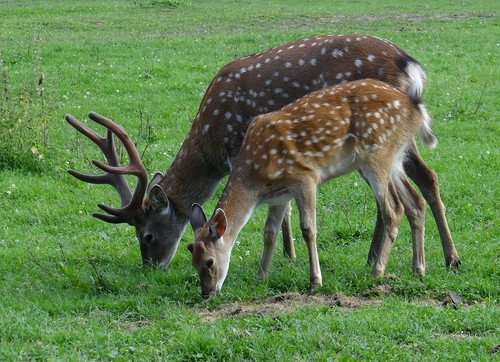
[199,291,382,322]
[198,287,473,322]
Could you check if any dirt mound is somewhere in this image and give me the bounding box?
[200,292,381,322]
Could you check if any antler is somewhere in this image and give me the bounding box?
[65,112,148,225]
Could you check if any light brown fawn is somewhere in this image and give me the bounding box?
[66,34,459,272]
[188,79,437,298]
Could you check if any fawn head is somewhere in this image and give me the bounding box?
[188,204,230,299]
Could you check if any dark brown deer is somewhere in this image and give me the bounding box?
[66,34,460,272]
[188,79,437,298]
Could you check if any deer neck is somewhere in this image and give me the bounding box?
[216,173,260,250]
[160,128,225,219]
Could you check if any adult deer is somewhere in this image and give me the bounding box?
[66,34,459,271]
[188,79,437,298]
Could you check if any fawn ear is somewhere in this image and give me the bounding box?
[209,208,227,239]
[190,203,207,231]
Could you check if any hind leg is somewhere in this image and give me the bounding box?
[393,172,427,275]
[404,140,460,269]
[371,181,405,278]
[360,160,405,278]
[358,170,384,266]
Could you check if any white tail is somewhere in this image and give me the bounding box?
[417,103,437,149]
[68,33,459,272]
[188,79,435,298]
[401,59,426,98]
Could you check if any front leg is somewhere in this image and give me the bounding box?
[257,203,290,280]
[281,201,296,260]
[292,180,322,291]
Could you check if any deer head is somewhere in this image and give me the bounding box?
[65,112,184,267]
[187,204,231,298]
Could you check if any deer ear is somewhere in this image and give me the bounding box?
[147,172,164,194]
[149,184,171,215]
[209,208,227,239]
[190,203,207,231]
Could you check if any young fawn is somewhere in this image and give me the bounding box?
[188,79,437,298]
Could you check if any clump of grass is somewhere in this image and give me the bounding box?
[0,34,50,172]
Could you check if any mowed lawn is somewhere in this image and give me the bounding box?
[0,0,498,360]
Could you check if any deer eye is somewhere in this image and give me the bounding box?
[205,258,214,269]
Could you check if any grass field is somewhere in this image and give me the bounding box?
[0,0,499,360]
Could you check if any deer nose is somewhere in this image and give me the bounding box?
[142,233,154,246]
[143,233,154,245]
[142,257,153,266]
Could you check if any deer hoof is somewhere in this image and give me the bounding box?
[446,257,461,270]
[255,270,268,280]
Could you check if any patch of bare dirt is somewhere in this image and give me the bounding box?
[199,289,476,321]
[120,319,152,331]
[199,292,381,322]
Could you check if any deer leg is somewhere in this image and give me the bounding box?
[372,180,404,278]
[404,141,460,269]
[358,170,384,266]
[292,180,322,291]
[257,203,290,280]
[281,202,296,260]
[394,173,427,275]
[364,165,427,275]
[367,203,384,265]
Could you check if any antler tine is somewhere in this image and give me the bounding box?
[65,114,133,206]
[65,112,148,224]
[87,112,148,214]
[92,212,129,225]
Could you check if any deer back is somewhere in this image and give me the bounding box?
[182,34,425,172]
[232,79,432,189]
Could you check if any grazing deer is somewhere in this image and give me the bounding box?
[188,79,437,298]
[66,34,459,272]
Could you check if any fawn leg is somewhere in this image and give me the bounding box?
[257,203,291,279]
[281,202,296,260]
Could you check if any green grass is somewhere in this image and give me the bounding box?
[1,0,499,360]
